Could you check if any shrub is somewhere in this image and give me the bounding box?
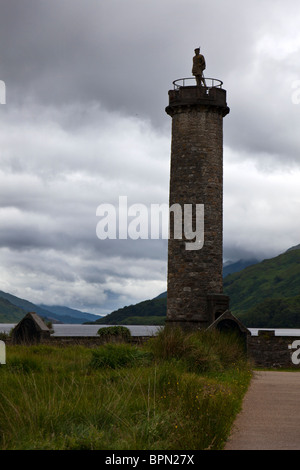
[97,326,131,341]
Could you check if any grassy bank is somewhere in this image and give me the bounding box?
[0,328,252,450]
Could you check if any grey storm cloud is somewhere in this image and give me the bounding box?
[0,0,300,313]
[0,1,285,121]
[1,0,299,166]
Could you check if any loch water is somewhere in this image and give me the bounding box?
[0,323,162,337]
[1,323,300,337]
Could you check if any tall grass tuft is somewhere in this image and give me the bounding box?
[89,343,153,369]
[146,326,247,372]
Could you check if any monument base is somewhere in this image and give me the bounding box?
[165,293,230,330]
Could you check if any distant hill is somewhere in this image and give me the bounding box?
[224,247,300,327]
[40,305,102,324]
[153,291,167,299]
[92,297,167,326]
[0,290,102,324]
[0,291,56,324]
[0,297,29,323]
[223,258,259,278]
[237,296,300,328]
[286,244,300,252]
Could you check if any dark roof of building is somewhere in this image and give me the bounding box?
[207,310,250,335]
[13,312,50,332]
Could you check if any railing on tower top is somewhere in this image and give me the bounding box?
[173,77,223,90]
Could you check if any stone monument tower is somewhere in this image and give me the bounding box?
[165,49,230,329]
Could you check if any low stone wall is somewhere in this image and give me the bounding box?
[42,335,151,347]
[5,327,300,369]
[41,332,300,368]
[3,335,152,347]
[247,330,300,369]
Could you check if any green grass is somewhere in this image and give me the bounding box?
[0,329,252,450]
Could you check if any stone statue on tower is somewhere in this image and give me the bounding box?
[192,47,206,86]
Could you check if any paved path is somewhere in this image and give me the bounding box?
[225,371,300,450]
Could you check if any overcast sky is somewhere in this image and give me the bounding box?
[0,0,300,315]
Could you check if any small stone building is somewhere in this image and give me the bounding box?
[11,312,51,345]
[207,310,251,351]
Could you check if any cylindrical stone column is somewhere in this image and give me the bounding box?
[165,83,230,329]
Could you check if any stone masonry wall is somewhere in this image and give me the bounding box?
[5,328,300,368]
[166,88,229,328]
[247,331,300,368]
